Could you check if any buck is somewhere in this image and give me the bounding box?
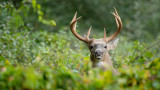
[70,8,122,72]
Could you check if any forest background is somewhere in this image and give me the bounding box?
[0,0,160,89]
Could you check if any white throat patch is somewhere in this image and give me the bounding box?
[94,61,104,67]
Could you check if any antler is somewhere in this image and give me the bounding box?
[104,7,122,42]
[70,12,92,43]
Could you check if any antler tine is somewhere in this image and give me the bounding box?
[104,28,107,38]
[114,7,119,15]
[70,12,91,43]
[111,12,122,28]
[86,26,92,41]
[113,7,122,27]
[114,7,119,27]
[71,12,77,24]
[104,8,122,42]
[70,16,82,32]
[114,7,122,21]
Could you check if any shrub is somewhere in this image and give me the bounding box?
[0,1,160,90]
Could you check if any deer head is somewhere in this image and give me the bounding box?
[70,8,122,71]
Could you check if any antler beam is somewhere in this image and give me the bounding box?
[104,7,122,42]
[70,12,92,43]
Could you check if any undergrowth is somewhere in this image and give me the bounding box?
[0,1,160,90]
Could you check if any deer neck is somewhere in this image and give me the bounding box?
[91,52,113,69]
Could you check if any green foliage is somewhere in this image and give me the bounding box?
[39,0,160,41]
[0,1,160,90]
[32,0,56,26]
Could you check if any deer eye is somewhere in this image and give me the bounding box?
[104,45,107,49]
[90,45,93,49]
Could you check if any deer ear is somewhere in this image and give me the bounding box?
[107,38,119,50]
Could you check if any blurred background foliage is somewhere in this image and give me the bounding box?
[0,0,160,89]
[1,0,160,41]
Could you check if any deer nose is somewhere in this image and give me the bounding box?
[95,49,103,56]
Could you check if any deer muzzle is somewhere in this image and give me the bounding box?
[95,49,103,60]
